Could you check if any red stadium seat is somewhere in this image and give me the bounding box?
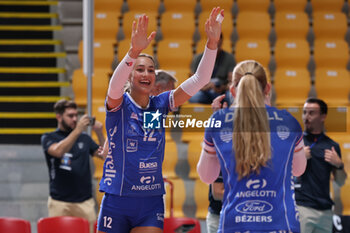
[37,216,89,233]
[164,217,201,233]
[0,217,31,233]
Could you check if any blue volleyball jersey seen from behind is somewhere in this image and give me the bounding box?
[99,91,175,197]
[203,106,303,233]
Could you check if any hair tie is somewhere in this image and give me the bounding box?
[244,72,253,76]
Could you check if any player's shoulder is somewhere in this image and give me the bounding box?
[211,107,234,122]
[150,90,171,106]
[323,134,341,148]
[41,129,59,139]
[267,106,298,122]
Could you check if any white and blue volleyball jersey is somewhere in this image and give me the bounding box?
[99,91,176,197]
[203,106,303,233]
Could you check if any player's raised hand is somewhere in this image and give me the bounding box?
[205,7,224,50]
[129,14,156,58]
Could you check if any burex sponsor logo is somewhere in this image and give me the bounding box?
[139,161,158,169]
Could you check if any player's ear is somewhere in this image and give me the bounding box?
[230,85,236,98]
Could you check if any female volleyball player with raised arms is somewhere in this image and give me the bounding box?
[97,7,223,233]
[197,60,307,233]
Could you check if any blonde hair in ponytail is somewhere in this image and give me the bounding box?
[232,60,271,180]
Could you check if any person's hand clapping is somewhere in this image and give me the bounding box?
[129,14,156,58]
[205,7,224,50]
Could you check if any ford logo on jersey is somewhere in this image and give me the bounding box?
[143,110,162,129]
[235,200,273,214]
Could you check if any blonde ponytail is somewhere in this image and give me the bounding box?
[232,61,271,179]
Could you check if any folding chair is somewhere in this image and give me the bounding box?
[37,216,89,233]
[0,217,31,233]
